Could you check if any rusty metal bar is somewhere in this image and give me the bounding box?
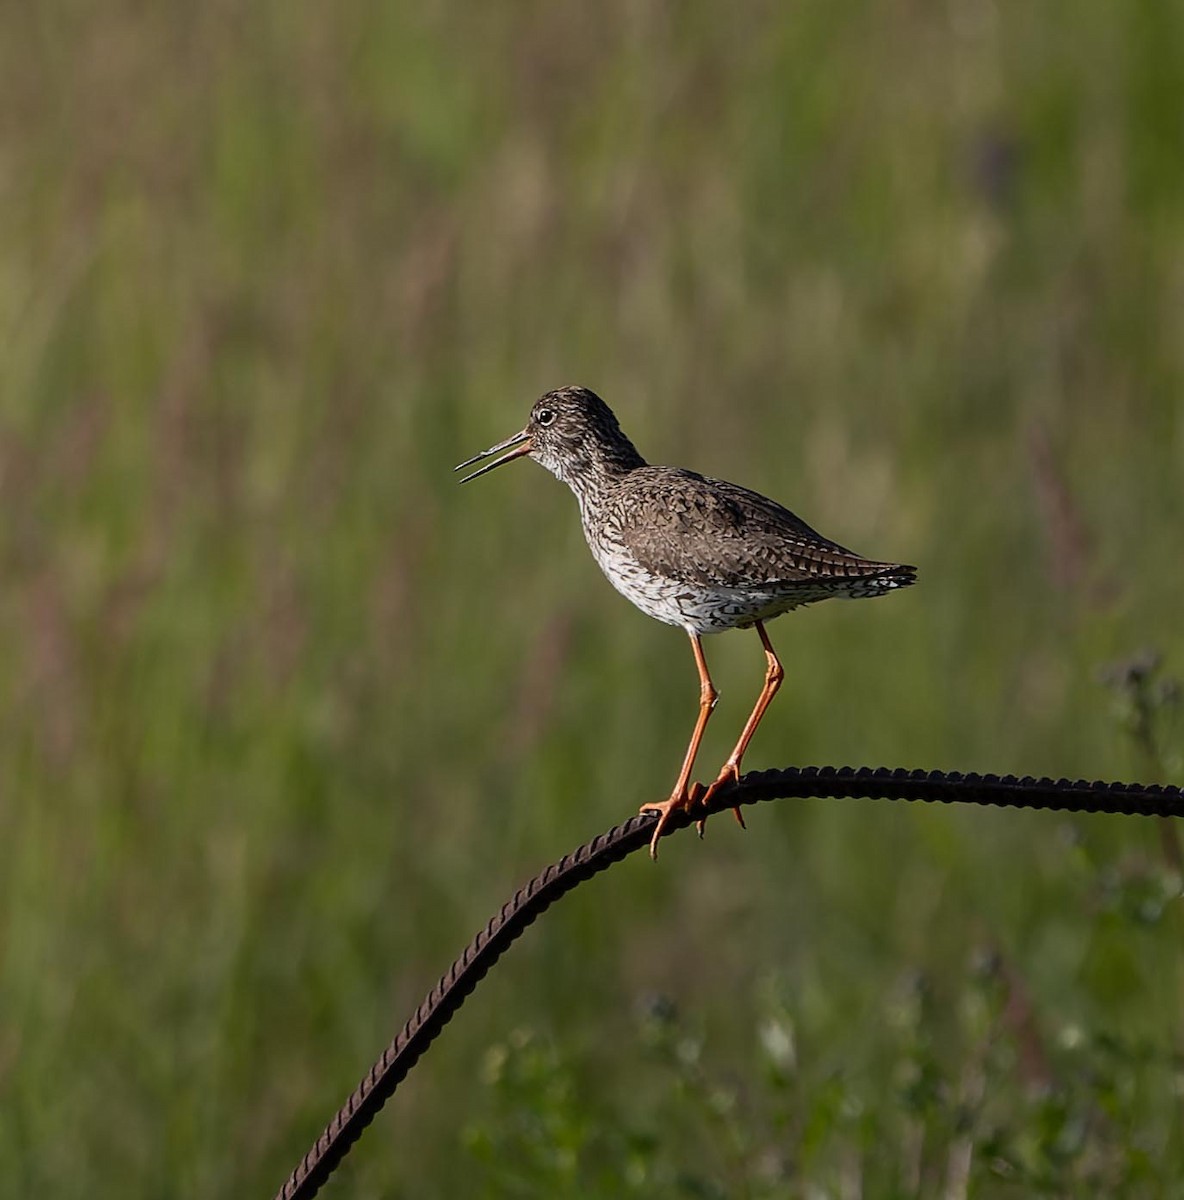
[274,765,1184,1200]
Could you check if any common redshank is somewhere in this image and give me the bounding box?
[456,387,916,858]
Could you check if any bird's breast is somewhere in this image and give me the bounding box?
[581,519,771,633]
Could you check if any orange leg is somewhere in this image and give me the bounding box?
[640,631,717,859]
[699,621,784,825]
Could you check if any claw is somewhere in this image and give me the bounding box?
[638,799,677,860]
[696,765,747,836]
[640,782,707,860]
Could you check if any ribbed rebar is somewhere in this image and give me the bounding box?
[274,765,1184,1200]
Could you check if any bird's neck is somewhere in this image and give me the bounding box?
[562,438,646,508]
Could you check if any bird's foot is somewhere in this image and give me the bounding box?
[694,763,747,838]
[639,782,706,860]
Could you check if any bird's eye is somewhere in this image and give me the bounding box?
[536,408,556,427]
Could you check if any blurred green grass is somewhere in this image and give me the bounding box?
[2,1,1184,1195]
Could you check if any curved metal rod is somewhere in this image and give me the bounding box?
[274,765,1184,1200]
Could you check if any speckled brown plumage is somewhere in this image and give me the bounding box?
[457,385,916,857]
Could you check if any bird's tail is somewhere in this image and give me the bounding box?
[848,562,917,597]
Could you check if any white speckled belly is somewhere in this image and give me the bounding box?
[584,528,793,634]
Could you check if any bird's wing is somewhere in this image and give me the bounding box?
[615,468,904,588]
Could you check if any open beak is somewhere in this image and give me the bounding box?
[454,429,533,483]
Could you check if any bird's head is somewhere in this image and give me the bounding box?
[455,386,644,488]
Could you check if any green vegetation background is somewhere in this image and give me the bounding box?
[3,3,1184,1196]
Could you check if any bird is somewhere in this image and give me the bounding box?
[456,386,916,858]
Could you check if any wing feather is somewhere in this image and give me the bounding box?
[615,468,909,589]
